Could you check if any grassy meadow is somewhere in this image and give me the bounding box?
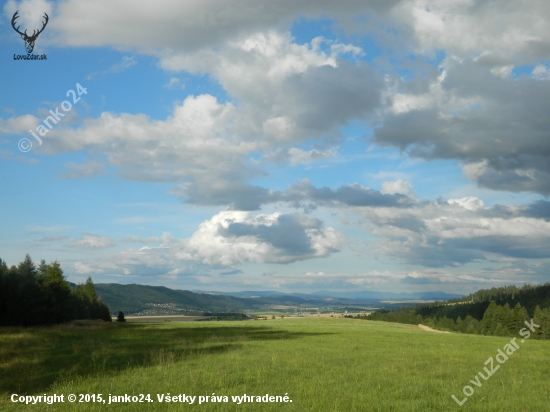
[1,317,549,411]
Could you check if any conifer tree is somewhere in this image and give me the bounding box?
[533,305,550,340]
[482,301,498,334]
[38,261,73,323]
[512,302,529,332]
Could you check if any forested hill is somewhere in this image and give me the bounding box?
[94,283,359,315]
[365,283,550,339]
[417,283,550,320]
[94,284,257,314]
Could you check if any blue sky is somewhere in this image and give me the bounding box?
[1,0,549,295]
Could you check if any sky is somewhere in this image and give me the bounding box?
[1,0,549,295]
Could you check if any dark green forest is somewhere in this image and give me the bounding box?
[363,283,550,339]
[0,255,111,326]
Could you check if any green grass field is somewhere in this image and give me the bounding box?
[1,318,549,411]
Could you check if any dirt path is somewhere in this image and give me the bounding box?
[418,324,451,333]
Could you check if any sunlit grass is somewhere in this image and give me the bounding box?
[1,318,549,411]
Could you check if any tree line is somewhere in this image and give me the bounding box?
[423,283,550,316]
[0,255,111,326]
[361,283,550,339]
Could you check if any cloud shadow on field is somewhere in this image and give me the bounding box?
[0,321,329,395]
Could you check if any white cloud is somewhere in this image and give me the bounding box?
[74,262,94,274]
[381,179,411,195]
[390,0,550,61]
[42,0,390,52]
[180,211,343,265]
[447,197,484,211]
[0,114,39,135]
[0,31,382,211]
[57,211,344,281]
[375,57,550,195]
[355,199,550,267]
[160,31,381,142]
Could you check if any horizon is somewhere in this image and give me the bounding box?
[1,1,549,296]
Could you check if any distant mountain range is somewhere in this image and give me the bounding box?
[94,283,463,315]
[204,290,463,301]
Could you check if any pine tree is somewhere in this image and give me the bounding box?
[502,303,516,335]
[482,301,498,334]
[38,261,73,323]
[74,277,111,321]
[16,254,46,325]
[512,302,529,332]
[533,305,550,340]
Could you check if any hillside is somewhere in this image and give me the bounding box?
[94,283,376,315]
[365,283,550,339]
[95,284,256,315]
[417,283,550,320]
[3,318,549,411]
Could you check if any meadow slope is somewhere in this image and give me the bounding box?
[1,318,548,411]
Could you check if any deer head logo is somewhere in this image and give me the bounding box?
[11,10,49,54]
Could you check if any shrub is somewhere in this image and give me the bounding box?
[116,311,126,322]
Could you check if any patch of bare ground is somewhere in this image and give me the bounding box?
[418,324,451,333]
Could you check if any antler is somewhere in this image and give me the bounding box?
[11,11,49,39]
[11,11,26,37]
[33,13,49,38]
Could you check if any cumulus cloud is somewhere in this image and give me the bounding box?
[0,114,39,135]
[161,32,381,142]
[4,0,550,288]
[356,198,550,267]
[0,31,384,212]
[374,57,550,195]
[381,179,412,195]
[447,197,484,211]
[39,0,550,64]
[6,2,548,202]
[388,0,550,61]
[62,211,344,281]
[180,211,343,265]
[42,0,398,52]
